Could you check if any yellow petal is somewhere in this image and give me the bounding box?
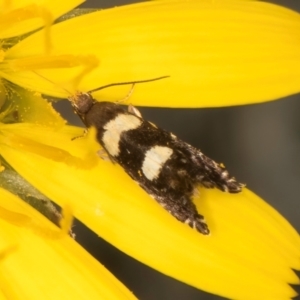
[0,0,84,38]
[0,188,137,300]
[3,0,300,107]
[0,123,99,168]
[0,82,65,127]
[0,123,299,300]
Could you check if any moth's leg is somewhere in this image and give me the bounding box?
[71,129,88,141]
[128,104,142,118]
[114,84,142,118]
[116,83,135,105]
[97,148,116,163]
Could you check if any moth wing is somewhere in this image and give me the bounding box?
[188,146,243,193]
[101,113,142,159]
[140,145,174,181]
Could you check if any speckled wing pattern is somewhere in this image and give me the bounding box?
[70,93,243,235]
[116,116,242,234]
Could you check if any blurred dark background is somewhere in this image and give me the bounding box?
[54,1,300,299]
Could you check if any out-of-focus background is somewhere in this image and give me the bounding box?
[55,1,300,299]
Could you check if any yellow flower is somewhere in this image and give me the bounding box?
[0,187,137,300]
[2,0,300,106]
[0,1,299,300]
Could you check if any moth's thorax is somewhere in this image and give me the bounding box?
[83,101,130,129]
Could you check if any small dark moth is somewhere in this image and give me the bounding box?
[69,78,243,235]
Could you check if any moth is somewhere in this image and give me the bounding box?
[69,78,243,235]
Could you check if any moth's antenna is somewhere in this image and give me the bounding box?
[32,71,72,96]
[88,76,170,94]
[32,72,169,101]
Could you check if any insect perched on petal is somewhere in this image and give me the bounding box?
[69,78,244,235]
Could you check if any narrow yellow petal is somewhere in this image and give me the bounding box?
[0,188,137,300]
[0,123,99,168]
[0,0,84,38]
[0,83,65,127]
[3,0,300,107]
[3,54,99,93]
[1,123,298,300]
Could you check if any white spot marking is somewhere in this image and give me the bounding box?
[103,114,141,156]
[142,146,173,180]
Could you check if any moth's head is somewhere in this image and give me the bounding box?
[69,92,94,117]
